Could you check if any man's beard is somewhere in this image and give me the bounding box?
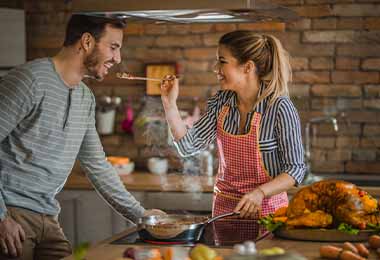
[84,45,103,81]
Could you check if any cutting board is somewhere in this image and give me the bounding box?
[274,227,376,242]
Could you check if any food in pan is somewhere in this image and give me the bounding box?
[276,180,380,229]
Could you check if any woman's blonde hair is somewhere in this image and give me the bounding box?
[219,30,292,106]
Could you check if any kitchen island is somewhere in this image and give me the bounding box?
[62,224,379,260]
[60,172,380,247]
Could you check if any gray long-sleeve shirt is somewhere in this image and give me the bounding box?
[0,58,145,222]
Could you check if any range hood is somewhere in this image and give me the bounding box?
[72,0,298,24]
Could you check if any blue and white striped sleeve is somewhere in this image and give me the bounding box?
[173,91,223,157]
[276,98,306,185]
[78,94,145,223]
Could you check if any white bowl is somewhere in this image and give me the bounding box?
[115,161,135,175]
[147,157,168,175]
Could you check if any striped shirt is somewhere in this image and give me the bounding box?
[174,87,306,185]
[0,58,144,222]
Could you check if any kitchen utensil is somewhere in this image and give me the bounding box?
[117,72,162,82]
[274,227,375,242]
[138,212,239,243]
[117,72,181,82]
[254,230,273,243]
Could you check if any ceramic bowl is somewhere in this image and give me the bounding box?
[115,161,135,175]
[147,157,168,175]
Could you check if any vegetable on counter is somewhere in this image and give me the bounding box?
[320,245,343,259]
[342,242,358,254]
[319,245,365,260]
[337,223,359,235]
[257,214,284,232]
[354,243,369,257]
[259,247,285,256]
[190,244,220,260]
[120,245,221,260]
[73,242,90,260]
[319,236,378,259]
[368,234,380,249]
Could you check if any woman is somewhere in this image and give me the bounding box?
[161,31,305,221]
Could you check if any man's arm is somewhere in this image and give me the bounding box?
[0,68,35,220]
[0,69,33,257]
[77,99,145,223]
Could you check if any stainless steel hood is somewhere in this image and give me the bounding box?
[72,0,298,24]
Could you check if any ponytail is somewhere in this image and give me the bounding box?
[258,35,292,106]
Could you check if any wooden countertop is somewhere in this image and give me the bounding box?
[65,172,380,197]
[65,172,215,192]
[62,227,379,260]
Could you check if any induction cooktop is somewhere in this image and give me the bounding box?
[111,219,270,247]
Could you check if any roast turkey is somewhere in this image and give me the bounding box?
[277,180,380,229]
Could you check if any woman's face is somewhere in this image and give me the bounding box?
[214,44,246,91]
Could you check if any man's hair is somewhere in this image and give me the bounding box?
[63,14,126,47]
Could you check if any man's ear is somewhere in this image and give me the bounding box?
[80,32,95,52]
[244,60,256,74]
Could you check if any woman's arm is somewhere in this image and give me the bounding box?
[234,173,295,218]
[258,173,295,197]
[275,97,306,185]
[161,76,187,141]
[161,76,222,156]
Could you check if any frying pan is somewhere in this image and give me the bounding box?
[137,212,239,243]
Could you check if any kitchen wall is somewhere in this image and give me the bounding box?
[23,0,380,176]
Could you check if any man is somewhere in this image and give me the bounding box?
[0,14,164,260]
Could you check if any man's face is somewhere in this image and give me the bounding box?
[84,24,123,81]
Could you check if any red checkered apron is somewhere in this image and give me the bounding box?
[212,105,288,242]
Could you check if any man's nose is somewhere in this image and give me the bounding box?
[114,50,121,64]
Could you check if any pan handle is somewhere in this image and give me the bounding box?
[205,211,240,225]
[195,212,240,242]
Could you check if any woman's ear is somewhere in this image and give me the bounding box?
[244,60,256,74]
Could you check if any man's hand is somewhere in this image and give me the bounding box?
[0,216,26,258]
[143,209,167,217]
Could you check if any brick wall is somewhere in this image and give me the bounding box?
[24,0,380,176]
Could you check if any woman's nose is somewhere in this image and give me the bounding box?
[213,61,220,74]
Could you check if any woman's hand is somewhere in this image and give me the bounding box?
[161,75,179,108]
[234,188,265,219]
